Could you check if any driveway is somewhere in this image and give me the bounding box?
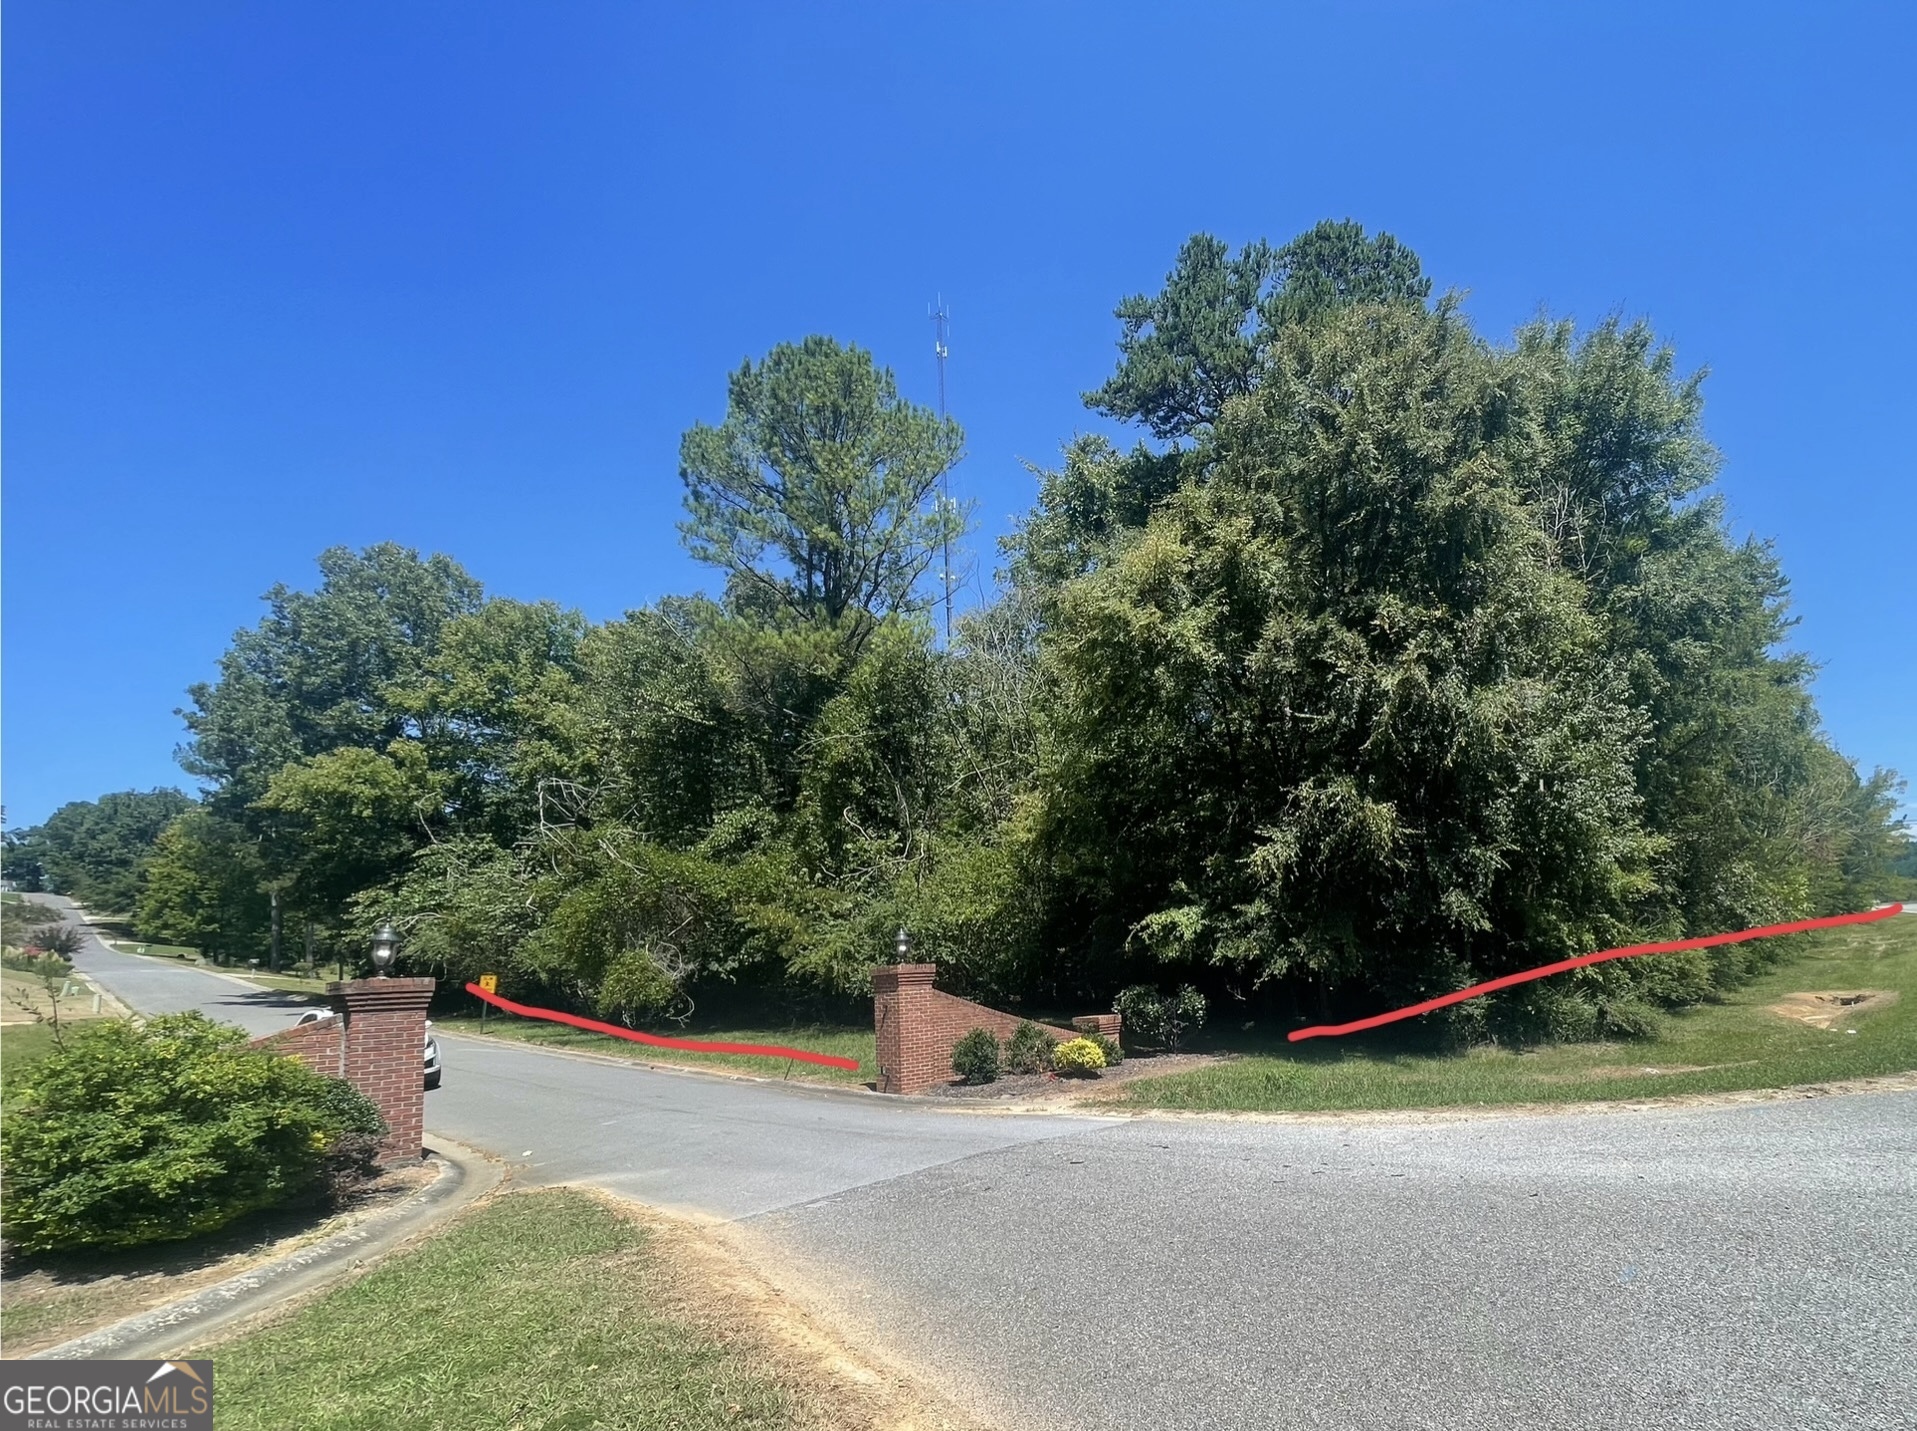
[49,901,1917,1430]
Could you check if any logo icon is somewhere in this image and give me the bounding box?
[2,1359,213,1430]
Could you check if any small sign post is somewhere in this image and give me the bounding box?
[478,972,497,1031]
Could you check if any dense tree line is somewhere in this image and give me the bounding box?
[3,789,195,912]
[103,226,1904,1037]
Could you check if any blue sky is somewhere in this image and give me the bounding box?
[4,1,1912,827]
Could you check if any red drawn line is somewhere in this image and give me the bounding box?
[463,983,861,1070]
[1288,903,1906,1042]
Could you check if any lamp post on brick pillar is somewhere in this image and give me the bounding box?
[872,958,938,1095]
[325,924,433,1164]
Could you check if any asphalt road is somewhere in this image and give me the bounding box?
[50,895,327,1038]
[754,1095,1917,1431]
[47,900,1917,1430]
[424,1032,1112,1219]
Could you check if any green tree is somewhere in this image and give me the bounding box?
[1032,223,1902,1030]
[407,598,591,843]
[678,336,967,646]
[180,542,484,813]
[1041,298,1659,1008]
[2,827,48,891]
[134,811,270,960]
[1085,220,1431,440]
[175,543,490,949]
[14,789,196,911]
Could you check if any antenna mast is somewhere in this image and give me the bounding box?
[931,297,953,644]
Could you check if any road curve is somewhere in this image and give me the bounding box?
[45,899,1917,1430]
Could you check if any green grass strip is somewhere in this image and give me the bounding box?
[203,1189,799,1431]
[1118,915,1917,1113]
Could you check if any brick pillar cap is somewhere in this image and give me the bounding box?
[872,963,936,988]
[328,976,436,1009]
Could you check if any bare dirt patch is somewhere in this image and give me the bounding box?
[0,1162,436,1357]
[596,1190,992,1431]
[1766,989,1900,1029]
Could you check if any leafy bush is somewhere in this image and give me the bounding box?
[1114,985,1208,1051]
[1052,1037,1107,1077]
[1594,998,1662,1041]
[1004,1021,1057,1075]
[951,1028,1001,1085]
[0,1013,389,1255]
[1,951,73,978]
[1466,985,1664,1047]
[1,899,64,938]
[594,949,682,1025]
[1085,1031,1124,1066]
[31,926,84,960]
[305,1077,390,1202]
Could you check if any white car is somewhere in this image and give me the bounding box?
[294,1009,441,1089]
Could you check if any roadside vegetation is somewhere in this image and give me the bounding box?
[203,1190,806,1431]
[0,1023,61,1081]
[0,1013,386,1255]
[5,220,1907,1053]
[0,1157,434,1356]
[1114,913,1917,1112]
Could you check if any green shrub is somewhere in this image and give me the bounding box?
[594,949,681,1025]
[0,900,64,945]
[305,1077,390,1201]
[1,951,73,978]
[1085,1031,1124,1066]
[0,1013,388,1255]
[1004,1021,1057,1075]
[24,925,84,960]
[1052,1037,1107,1077]
[1594,997,1662,1041]
[951,1028,1001,1085]
[1114,985,1208,1051]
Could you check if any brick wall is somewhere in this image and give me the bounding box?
[253,1014,344,1077]
[872,963,1121,1095]
[250,976,434,1164]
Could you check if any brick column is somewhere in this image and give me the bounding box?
[1073,1013,1123,1042]
[330,977,434,1164]
[872,963,937,1095]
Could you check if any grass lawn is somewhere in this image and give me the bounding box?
[201,1189,802,1431]
[226,968,335,997]
[438,1008,876,1087]
[0,1020,63,1083]
[1115,912,1917,1113]
[105,938,202,960]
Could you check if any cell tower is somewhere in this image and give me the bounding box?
[931,297,953,644]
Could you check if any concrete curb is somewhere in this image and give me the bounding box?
[28,1135,504,1361]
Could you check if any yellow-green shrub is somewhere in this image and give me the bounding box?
[1052,1037,1107,1077]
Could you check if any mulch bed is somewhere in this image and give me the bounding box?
[922,1050,1222,1103]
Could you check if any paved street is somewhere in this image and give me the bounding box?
[52,902,1917,1430]
[754,1095,1917,1431]
[54,896,322,1038]
[425,1033,1111,1219]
